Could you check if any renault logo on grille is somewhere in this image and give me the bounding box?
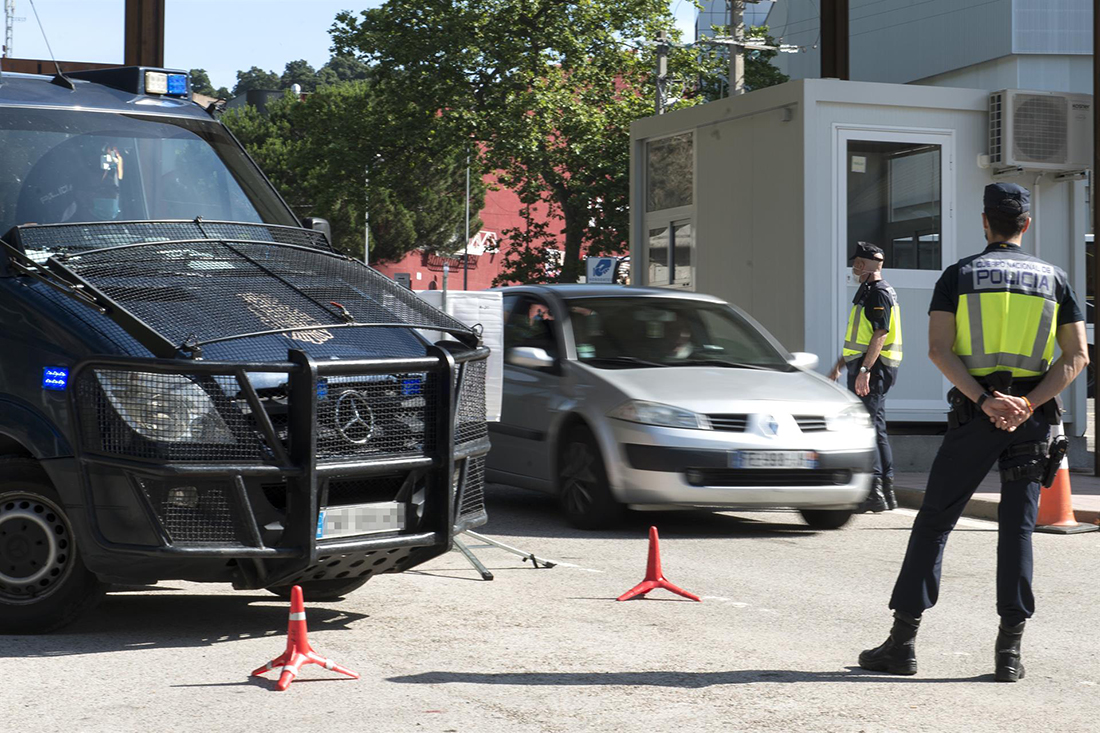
[335,390,375,445]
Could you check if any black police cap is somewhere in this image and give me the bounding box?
[984,182,1030,215]
[848,242,884,262]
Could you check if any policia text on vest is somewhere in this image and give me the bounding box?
[829,241,902,514]
[858,182,1089,682]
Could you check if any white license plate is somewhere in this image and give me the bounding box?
[729,450,818,469]
[316,502,405,539]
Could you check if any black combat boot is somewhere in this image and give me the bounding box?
[858,611,921,675]
[857,477,888,513]
[882,476,898,510]
[994,620,1026,682]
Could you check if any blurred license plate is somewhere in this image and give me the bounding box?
[729,451,817,469]
[316,502,405,539]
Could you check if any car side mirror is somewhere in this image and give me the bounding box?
[506,346,556,370]
[787,351,819,370]
[303,217,332,245]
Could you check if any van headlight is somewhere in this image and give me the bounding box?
[825,404,872,432]
[608,400,711,430]
[96,371,235,444]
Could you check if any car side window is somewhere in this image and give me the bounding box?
[504,296,559,360]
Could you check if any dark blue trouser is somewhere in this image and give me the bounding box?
[847,362,896,480]
[888,412,1049,626]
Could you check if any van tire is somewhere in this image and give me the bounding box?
[0,458,107,634]
[266,577,370,602]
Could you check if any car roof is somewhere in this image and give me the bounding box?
[491,283,728,304]
[0,71,210,120]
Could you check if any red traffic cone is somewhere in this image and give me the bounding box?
[616,526,701,602]
[1036,425,1099,535]
[251,585,359,690]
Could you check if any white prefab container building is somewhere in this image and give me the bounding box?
[629,78,1089,438]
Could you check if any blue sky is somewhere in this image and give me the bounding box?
[9,1,723,92]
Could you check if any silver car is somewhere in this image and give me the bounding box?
[486,285,876,529]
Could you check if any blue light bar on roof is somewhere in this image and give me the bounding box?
[42,367,69,391]
[167,74,188,96]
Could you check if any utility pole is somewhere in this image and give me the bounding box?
[364,165,370,265]
[655,30,668,115]
[463,153,470,290]
[821,0,850,80]
[1093,0,1099,475]
[729,0,746,96]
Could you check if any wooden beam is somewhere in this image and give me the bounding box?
[124,0,165,68]
[821,0,850,80]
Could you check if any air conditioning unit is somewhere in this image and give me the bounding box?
[989,89,1093,172]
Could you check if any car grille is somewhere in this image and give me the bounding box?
[316,374,433,460]
[794,415,829,432]
[707,414,749,431]
[686,469,852,487]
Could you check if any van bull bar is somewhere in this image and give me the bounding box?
[70,346,490,590]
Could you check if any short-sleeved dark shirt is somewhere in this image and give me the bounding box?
[928,242,1084,326]
[853,279,896,332]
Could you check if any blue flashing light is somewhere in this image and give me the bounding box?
[166,74,188,96]
[42,367,69,391]
[401,377,423,396]
[317,381,329,400]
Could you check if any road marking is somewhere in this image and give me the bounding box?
[893,508,995,529]
[702,596,749,607]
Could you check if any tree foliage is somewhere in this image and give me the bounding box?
[189,68,215,96]
[745,26,790,93]
[281,59,318,92]
[233,66,281,96]
[331,0,720,285]
[222,83,483,264]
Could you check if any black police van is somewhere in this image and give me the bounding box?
[0,68,490,633]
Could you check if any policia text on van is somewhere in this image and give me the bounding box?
[858,183,1088,683]
[0,68,490,633]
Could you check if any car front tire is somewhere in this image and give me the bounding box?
[0,458,108,634]
[557,426,624,530]
[799,508,854,530]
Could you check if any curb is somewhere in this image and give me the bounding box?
[893,486,1100,526]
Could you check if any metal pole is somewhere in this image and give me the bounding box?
[655,30,668,115]
[730,0,745,96]
[364,165,369,265]
[821,0,850,81]
[464,154,470,290]
[1093,0,1099,475]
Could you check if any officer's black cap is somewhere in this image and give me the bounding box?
[984,182,1030,215]
[848,242,884,262]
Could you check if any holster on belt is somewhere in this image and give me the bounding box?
[946,387,974,429]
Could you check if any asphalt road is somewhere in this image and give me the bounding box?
[4,485,1099,733]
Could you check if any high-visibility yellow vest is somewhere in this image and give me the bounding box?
[843,282,903,367]
[953,255,1059,377]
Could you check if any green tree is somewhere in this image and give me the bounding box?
[222,83,483,264]
[232,66,281,96]
[189,68,215,96]
[281,59,318,92]
[319,54,371,85]
[213,85,231,99]
[331,0,720,285]
[745,26,790,93]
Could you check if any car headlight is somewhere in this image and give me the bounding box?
[96,371,235,444]
[608,400,711,430]
[825,404,872,432]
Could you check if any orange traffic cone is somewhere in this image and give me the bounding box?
[616,526,701,602]
[251,585,359,690]
[1035,424,1098,535]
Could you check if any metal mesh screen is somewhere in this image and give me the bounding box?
[76,368,262,461]
[316,373,435,460]
[459,455,486,519]
[139,478,243,545]
[1013,94,1068,164]
[16,223,473,351]
[455,358,488,445]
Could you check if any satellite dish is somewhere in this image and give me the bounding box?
[291,83,302,95]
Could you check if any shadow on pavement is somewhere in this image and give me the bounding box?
[483,484,823,540]
[0,592,368,659]
[387,667,993,687]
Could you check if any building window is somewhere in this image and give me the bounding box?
[647,219,694,289]
[847,140,942,270]
[646,133,693,212]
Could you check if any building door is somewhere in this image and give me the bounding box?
[836,126,955,420]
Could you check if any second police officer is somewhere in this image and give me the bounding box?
[857,183,1088,682]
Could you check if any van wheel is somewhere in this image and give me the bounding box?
[266,577,370,602]
[799,508,854,530]
[0,458,107,634]
[557,426,624,529]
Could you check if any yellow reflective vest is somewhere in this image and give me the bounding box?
[951,248,1061,378]
[843,280,903,367]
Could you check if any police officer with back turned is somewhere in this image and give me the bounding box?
[829,242,903,513]
[858,183,1088,682]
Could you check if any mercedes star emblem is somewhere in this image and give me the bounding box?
[335,390,375,445]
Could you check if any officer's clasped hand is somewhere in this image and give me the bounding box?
[981,391,1031,432]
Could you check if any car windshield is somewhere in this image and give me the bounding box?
[0,107,296,242]
[567,296,790,369]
